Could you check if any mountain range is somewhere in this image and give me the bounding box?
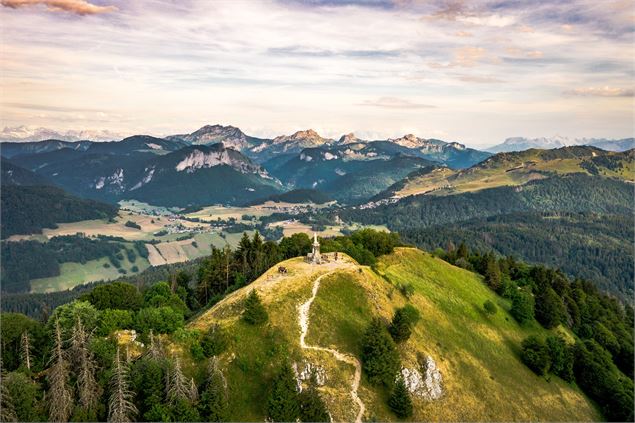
[487,136,634,153]
[0,124,492,207]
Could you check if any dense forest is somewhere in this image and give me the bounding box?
[434,242,634,421]
[1,185,118,238]
[341,174,633,230]
[339,174,634,300]
[0,230,632,421]
[402,212,634,301]
[0,235,147,293]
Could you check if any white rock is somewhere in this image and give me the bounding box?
[399,356,443,400]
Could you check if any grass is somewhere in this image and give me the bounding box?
[375,248,600,421]
[393,150,634,199]
[175,248,601,421]
[30,248,150,293]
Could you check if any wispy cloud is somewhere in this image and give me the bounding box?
[359,97,436,109]
[0,0,632,145]
[564,86,634,97]
[1,0,116,15]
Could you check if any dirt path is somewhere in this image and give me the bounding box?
[298,271,366,423]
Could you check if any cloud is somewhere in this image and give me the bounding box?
[359,97,436,109]
[428,46,499,69]
[563,86,634,97]
[458,74,505,83]
[1,0,116,15]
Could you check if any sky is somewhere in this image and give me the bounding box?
[0,0,633,148]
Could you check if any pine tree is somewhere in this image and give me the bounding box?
[108,347,137,423]
[267,362,300,422]
[0,359,17,423]
[242,290,268,325]
[199,358,228,422]
[19,331,31,371]
[389,308,413,344]
[167,356,190,405]
[70,316,100,412]
[298,372,329,423]
[361,318,401,387]
[47,319,74,422]
[485,256,502,292]
[388,377,413,418]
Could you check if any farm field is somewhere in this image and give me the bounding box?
[30,254,151,293]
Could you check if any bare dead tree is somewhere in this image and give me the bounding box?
[70,317,100,411]
[108,347,137,423]
[146,330,164,360]
[0,359,17,423]
[47,319,74,422]
[166,356,189,405]
[19,331,31,371]
[188,377,198,403]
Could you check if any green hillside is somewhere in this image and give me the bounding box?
[188,248,599,421]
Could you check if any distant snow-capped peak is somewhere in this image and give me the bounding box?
[0,126,125,142]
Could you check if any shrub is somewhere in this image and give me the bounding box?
[397,283,415,299]
[200,324,229,357]
[125,220,141,230]
[483,300,497,315]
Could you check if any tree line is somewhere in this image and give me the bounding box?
[436,242,634,422]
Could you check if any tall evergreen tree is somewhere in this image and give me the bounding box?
[242,290,268,325]
[388,377,413,418]
[108,347,137,423]
[298,372,329,423]
[199,358,228,422]
[47,319,73,422]
[0,360,17,423]
[484,256,502,292]
[361,318,400,387]
[267,362,300,422]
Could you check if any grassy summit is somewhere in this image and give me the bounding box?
[188,248,599,421]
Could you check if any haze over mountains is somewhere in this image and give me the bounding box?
[488,136,635,153]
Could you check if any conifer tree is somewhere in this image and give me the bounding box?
[485,256,502,292]
[298,371,329,423]
[389,308,413,344]
[242,290,268,325]
[361,318,400,387]
[48,319,73,422]
[388,377,413,418]
[70,316,100,412]
[199,358,228,422]
[267,362,300,422]
[0,359,17,423]
[108,347,137,423]
[19,331,31,371]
